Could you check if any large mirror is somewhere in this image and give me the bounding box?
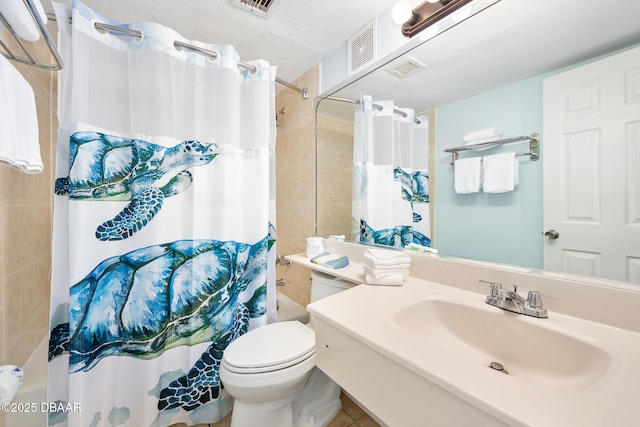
[316,0,640,287]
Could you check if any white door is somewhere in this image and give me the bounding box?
[543,46,640,284]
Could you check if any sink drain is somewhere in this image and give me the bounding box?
[489,361,509,375]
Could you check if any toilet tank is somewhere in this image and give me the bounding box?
[310,270,356,303]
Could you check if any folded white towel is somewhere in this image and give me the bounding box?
[363,248,411,267]
[0,365,23,404]
[454,157,482,194]
[0,54,43,174]
[363,264,409,279]
[0,0,48,41]
[483,152,519,193]
[463,127,502,143]
[464,137,499,151]
[365,273,404,286]
[363,262,410,271]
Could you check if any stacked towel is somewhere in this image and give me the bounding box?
[483,152,519,193]
[463,127,502,143]
[363,248,411,286]
[0,0,48,41]
[0,53,43,173]
[0,365,22,404]
[463,127,502,151]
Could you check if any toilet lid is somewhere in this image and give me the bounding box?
[222,321,315,373]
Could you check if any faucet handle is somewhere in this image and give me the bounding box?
[479,280,503,296]
[527,291,558,308]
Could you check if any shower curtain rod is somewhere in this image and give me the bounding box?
[321,96,422,124]
[46,14,309,99]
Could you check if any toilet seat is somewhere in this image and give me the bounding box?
[222,321,316,374]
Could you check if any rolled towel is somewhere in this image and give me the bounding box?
[0,365,23,404]
[365,273,404,286]
[363,248,411,267]
[463,127,502,143]
[0,0,48,41]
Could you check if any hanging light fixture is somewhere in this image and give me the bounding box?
[401,0,474,37]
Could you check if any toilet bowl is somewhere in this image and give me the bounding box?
[220,269,355,427]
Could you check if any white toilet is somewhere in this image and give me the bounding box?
[219,270,356,427]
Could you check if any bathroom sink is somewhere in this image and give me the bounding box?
[393,298,613,392]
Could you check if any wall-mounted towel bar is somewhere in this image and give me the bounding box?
[444,133,540,167]
[0,0,63,70]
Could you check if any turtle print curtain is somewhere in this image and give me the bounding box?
[351,95,431,248]
[48,1,276,426]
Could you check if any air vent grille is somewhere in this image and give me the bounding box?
[386,57,426,78]
[232,0,281,18]
[348,20,378,76]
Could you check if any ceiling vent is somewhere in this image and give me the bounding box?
[386,57,426,78]
[347,19,378,77]
[231,0,282,18]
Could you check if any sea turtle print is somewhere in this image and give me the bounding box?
[393,167,429,223]
[55,131,219,241]
[48,236,269,412]
[359,218,431,248]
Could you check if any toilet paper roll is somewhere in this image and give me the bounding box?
[306,237,324,258]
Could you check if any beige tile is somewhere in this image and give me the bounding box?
[353,414,381,427]
[340,393,366,421]
[0,306,5,365]
[327,409,356,427]
[168,408,231,426]
[0,166,21,203]
[0,46,56,370]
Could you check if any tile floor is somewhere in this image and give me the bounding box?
[169,392,380,427]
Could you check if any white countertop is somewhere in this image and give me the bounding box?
[306,274,640,427]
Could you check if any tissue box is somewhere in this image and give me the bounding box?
[310,252,349,269]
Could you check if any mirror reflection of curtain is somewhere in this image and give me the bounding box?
[352,95,431,248]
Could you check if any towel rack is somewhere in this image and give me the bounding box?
[0,0,63,70]
[444,133,540,167]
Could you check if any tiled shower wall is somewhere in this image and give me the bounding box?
[316,113,353,239]
[0,35,57,366]
[274,66,319,307]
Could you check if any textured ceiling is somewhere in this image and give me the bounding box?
[48,0,402,83]
[324,0,640,114]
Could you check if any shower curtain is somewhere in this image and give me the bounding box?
[48,1,276,426]
[352,95,431,248]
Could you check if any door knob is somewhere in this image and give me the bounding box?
[544,230,560,239]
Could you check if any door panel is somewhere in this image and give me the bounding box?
[543,46,640,283]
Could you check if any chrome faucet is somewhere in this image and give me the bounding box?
[480,280,552,318]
